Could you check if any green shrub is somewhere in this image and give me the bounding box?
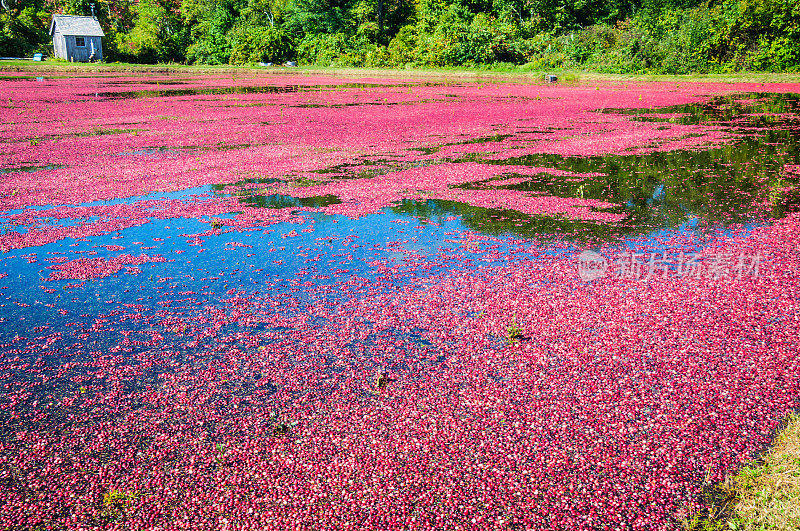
[228,26,294,64]
[387,24,417,65]
[559,24,620,65]
[0,5,50,57]
[363,44,390,66]
[521,31,568,70]
[578,7,720,74]
[296,32,379,66]
[184,0,237,64]
[709,0,800,72]
[413,9,525,66]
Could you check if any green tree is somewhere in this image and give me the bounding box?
[0,0,50,56]
[116,0,188,62]
[709,0,800,71]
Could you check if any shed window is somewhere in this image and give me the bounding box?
[75,37,85,47]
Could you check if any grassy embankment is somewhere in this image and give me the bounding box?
[685,413,800,530]
[5,59,800,84]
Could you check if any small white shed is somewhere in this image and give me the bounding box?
[50,15,104,62]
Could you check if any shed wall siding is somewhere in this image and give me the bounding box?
[52,30,103,61]
[65,37,76,61]
[90,37,103,61]
[53,30,67,60]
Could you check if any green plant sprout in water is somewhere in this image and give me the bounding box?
[215,442,227,465]
[506,321,524,345]
[270,411,298,436]
[273,422,291,436]
[101,489,138,522]
[375,371,390,389]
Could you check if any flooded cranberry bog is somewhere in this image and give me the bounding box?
[1,71,800,529]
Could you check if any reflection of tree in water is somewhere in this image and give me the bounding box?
[437,90,800,241]
[395,123,800,242]
[467,128,800,239]
[598,92,800,126]
[93,82,428,100]
[391,198,621,242]
[237,194,342,209]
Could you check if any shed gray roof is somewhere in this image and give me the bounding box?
[49,15,105,37]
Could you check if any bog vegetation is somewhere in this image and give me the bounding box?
[2,0,800,72]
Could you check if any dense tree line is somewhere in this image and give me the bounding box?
[2,0,800,72]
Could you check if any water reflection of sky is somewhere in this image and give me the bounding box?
[0,181,762,351]
[0,193,494,344]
